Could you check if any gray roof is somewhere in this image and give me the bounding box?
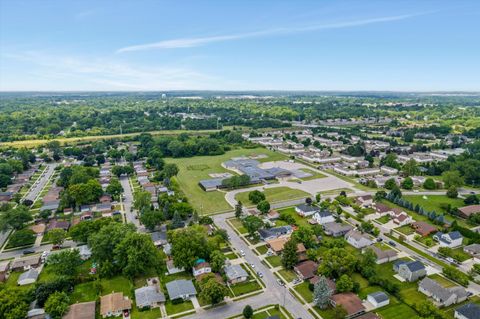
[316,211,333,218]
[455,303,480,319]
[419,278,468,302]
[224,264,248,280]
[18,268,38,283]
[368,291,389,303]
[323,222,353,234]
[447,231,463,240]
[258,226,292,239]
[404,261,425,272]
[135,286,165,307]
[165,280,197,300]
[199,178,224,189]
[464,243,480,254]
[150,231,167,243]
[296,204,319,213]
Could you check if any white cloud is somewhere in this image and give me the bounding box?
[117,13,423,53]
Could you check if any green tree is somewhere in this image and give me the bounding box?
[7,229,35,247]
[209,250,226,273]
[235,201,243,218]
[281,238,299,269]
[336,274,354,292]
[170,225,211,270]
[358,248,377,279]
[292,226,315,248]
[133,190,151,212]
[248,190,265,204]
[243,305,253,319]
[163,163,179,178]
[446,186,458,199]
[423,178,436,190]
[45,291,69,319]
[256,200,270,214]
[0,288,30,319]
[140,210,163,231]
[106,177,123,199]
[198,274,228,304]
[313,276,333,309]
[401,177,414,190]
[318,247,357,278]
[382,153,400,169]
[0,205,32,230]
[171,211,184,229]
[402,159,419,177]
[242,215,264,237]
[46,249,82,276]
[384,178,397,190]
[442,170,464,188]
[49,228,67,246]
[333,304,348,319]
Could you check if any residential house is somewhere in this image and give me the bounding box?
[295,204,320,217]
[135,286,165,309]
[0,261,10,282]
[412,221,438,237]
[457,205,480,219]
[47,219,70,231]
[356,195,374,208]
[329,293,366,319]
[374,203,393,217]
[100,292,132,318]
[367,291,390,308]
[166,259,184,275]
[266,237,306,257]
[312,211,335,225]
[0,191,14,202]
[30,223,46,236]
[294,260,318,280]
[463,244,480,261]
[192,260,211,278]
[18,268,39,285]
[389,209,413,226]
[380,166,399,175]
[267,210,280,220]
[418,277,468,307]
[394,260,426,282]
[165,280,197,301]
[78,245,92,260]
[258,226,293,241]
[369,246,398,264]
[150,231,167,247]
[11,255,41,271]
[455,303,480,319]
[345,230,373,249]
[224,264,248,284]
[80,212,93,221]
[63,301,96,319]
[323,222,353,237]
[433,231,463,248]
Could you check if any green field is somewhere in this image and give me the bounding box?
[166,147,286,214]
[403,195,466,214]
[235,186,309,207]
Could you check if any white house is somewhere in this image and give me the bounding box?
[356,195,373,208]
[389,209,413,226]
[433,231,463,248]
[313,211,335,225]
[345,230,373,249]
[367,291,390,308]
[192,261,211,277]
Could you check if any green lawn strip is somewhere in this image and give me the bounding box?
[165,300,194,315]
[277,269,298,283]
[293,281,313,303]
[298,168,327,181]
[265,255,282,268]
[131,307,162,319]
[234,186,309,207]
[165,147,286,214]
[225,252,238,260]
[229,218,248,234]
[395,225,415,235]
[256,245,269,255]
[70,281,99,303]
[377,302,418,319]
[375,215,391,224]
[230,280,262,297]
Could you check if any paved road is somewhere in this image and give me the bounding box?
[182,212,314,319]
[119,175,143,231]
[0,240,77,260]
[24,163,57,202]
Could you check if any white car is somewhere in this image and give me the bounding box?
[250,263,255,268]
[240,250,245,256]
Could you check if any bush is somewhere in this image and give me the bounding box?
[7,229,35,248]
[171,298,184,305]
[446,186,458,199]
[423,178,436,190]
[248,190,265,204]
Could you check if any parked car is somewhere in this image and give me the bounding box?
[277,279,284,286]
[257,271,263,278]
[240,250,245,256]
[388,241,396,247]
[23,249,35,255]
[250,263,255,268]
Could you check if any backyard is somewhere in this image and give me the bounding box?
[166,147,286,214]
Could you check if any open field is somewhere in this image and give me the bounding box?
[403,195,466,214]
[166,147,287,214]
[234,186,309,207]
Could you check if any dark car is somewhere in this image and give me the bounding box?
[23,249,35,255]
[388,241,396,247]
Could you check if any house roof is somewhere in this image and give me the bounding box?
[296,204,319,213]
[294,260,318,279]
[194,262,210,270]
[330,293,365,316]
[346,230,372,243]
[404,260,425,272]
[412,221,437,236]
[315,211,333,218]
[18,268,38,283]
[323,222,353,234]
[165,280,197,300]
[258,226,292,239]
[224,264,248,280]
[464,243,480,254]
[0,261,10,272]
[100,292,132,315]
[135,286,166,307]
[30,223,46,234]
[375,203,392,214]
[63,301,96,319]
[458,205,480,217]
[368,291,389,303]
[455,303,480,319]
[12,255,41,269]
[371,246,398,260]
[419,278,467,302]
[447,231,463,240]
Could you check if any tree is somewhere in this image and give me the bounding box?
[315,193,321,203]
[256,200,270,214]
[389,186,402,199]
[248,190,265,204]
[7,229,35,247]
[281,238,299,269]
[318,247,357,278]
[171,211,184,229]
[0,205,32,230]
[382,153,400,169]
[242,215,263,237]
[106,177,123,199]
[292,226,315,248]
[163,163,179,178]
[401,177,414,190]
[305,197,313,205]
[358,248,377,279]
[69,218,114,243]
[46,249,82,276]
[374,190,387,201]
[313,276,333,309]
[235,201,243,218]
[336,274,354,292]
[45,291,70,319]
[49,228,67,246]
[464,194,479,205]
[442,170,464,188]
[243,305,253,319]
[198,274,228,305]
[402,159,419,177]
[170,225,210,270]
[140,210,163,231]
[0,288,30,319]
[35,277,74,307]
[133,191,151,212]
[384,178,397,190]
[209,250,226,273]
[446,186,458,199]
[114,232,161,278]
[333,304,348,319]
[423,178,436,190]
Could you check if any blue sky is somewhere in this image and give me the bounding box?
[1,0,479,91]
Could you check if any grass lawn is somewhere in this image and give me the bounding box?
[70,281,99,303]
[277,269,298,283]
[230,280,262,296]
[293,282,313,303]
[377,303,418,319]
[276,207,311,229]
[252,308,288,319]
[229,218,248,234]
[256,245,269,255]
[265,255,282,268]
[100,276,133,297]
[298,168,327,181]
[166,147,286,214]
[235,186,309,207]
[376,215,391,224]
[131,307,162,319]
[403,195,465,214]
[225,252,238,260]
[395,225,415,236]
[165,300,194,315]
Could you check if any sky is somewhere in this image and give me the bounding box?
[0,0,479,91]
